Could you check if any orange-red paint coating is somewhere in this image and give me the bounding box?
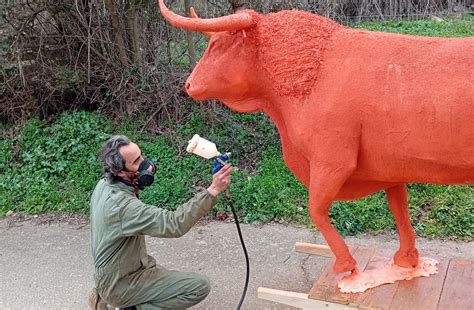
[159,2,474,274]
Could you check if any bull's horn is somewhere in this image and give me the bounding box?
[190,7,214,37]
[158,0,254,32]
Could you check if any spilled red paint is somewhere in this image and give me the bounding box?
[159,0,474,275]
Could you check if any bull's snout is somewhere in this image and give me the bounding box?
[185,80,207,99]
[185,81,191,92]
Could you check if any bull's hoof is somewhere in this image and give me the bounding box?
[394,248,419,268]
[333,256,357,274]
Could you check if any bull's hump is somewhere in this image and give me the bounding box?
[257,10,344,97]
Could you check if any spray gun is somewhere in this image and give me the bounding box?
[186,134,236,174]
[186,134,248,310]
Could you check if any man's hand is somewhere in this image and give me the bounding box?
[206,164,232,197]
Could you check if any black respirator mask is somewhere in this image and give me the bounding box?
[136,159,156,189]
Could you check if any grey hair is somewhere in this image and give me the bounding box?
[100,135,130,182]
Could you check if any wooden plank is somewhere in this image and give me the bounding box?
[295,242,334,257]
[388,256,449,310]
[258,287,355,309]
[308,246,375,305]
[438,259,474,310]
[290,243,472,310]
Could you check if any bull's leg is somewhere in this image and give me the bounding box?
[386,184,419,268]
[309,166,357,274]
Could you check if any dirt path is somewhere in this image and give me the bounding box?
[0,216,472,309]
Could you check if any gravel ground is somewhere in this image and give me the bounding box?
[0,214,472,310]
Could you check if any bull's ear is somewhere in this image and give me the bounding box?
[189,7,214,37]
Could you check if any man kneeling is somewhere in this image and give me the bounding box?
[89,135,232,309]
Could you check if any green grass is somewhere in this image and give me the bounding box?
[352,14,474,37]
[1,110,471,239]
[0,107,280,216]
[0,113,112,214]
[227,146,309,224]
[1,16,473,239]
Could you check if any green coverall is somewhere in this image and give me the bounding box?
[90,178,217,309]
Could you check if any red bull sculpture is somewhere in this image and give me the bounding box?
[158,0,474,278]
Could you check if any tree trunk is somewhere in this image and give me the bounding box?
[104,0,128,66]
[125,1,141,69]
[184,0,197,69]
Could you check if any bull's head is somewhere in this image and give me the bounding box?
[158,0,265,112]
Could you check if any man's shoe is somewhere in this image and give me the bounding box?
[88,288,108,310]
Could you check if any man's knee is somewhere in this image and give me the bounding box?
[191,274,211,300]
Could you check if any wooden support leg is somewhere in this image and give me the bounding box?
[295,242,335,257]
[258,287,355,309]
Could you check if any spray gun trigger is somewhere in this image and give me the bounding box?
[211,153,231,174]
[216,157,227,165]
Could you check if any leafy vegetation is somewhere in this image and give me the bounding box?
[1,16,473,239]
[353,14,474,37]
[1,113,112,214]
[1,109,472,239]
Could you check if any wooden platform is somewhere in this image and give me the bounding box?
[258,242,473,309]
